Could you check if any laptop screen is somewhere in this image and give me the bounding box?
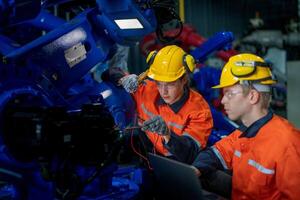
[148,153,204,200]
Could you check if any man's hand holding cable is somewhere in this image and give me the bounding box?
[141,116,171,142]
[119,74,139,93]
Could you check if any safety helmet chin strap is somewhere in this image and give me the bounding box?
[240,80,271,92]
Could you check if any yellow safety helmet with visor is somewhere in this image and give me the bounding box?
[146,45,195,82]
[213,53,276,89]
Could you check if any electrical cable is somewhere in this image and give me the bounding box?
[130,130,153,170]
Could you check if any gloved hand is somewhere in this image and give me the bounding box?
[141,116,170,136]
[119,74,139,93]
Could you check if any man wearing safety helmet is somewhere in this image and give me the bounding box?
[120,45,213,164]
[192,53,300,199]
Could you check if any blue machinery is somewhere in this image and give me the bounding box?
[0,0,157,199]
[0,1,236,199]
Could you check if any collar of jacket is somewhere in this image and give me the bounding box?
[238,110,273,138]
[157,87,189,113]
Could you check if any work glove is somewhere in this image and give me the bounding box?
[119,74,139,93]
[141,116,170,136]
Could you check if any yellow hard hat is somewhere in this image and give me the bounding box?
[146,45,195,82]
[213,53,276,88]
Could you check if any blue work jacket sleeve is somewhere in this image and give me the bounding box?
[164,131,201,164]
[192,147,224,174]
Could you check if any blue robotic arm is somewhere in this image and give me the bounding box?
[1,0,156,95]
[190,31,235,63]
[0,1,161,199]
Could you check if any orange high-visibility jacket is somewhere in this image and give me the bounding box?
[133,80,213,157]
[213,115,300,200]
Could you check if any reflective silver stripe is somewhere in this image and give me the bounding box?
[168,121,183,130]
[166,152,173,156]
[141,104,185,132]
[141,104,185,131]
[167,123,201,148]
[0,168,22,179]
[182,132,201,148]
[248,159,275,175]
[211,146,228,170]
[141,103,155,118]
[234,150,241,158]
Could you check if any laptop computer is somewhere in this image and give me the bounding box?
[148,153,204,200]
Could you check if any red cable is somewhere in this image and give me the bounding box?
[130,130,153,171]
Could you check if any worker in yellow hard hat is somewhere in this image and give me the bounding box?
[119,45,213,164]
[192,53,300,199]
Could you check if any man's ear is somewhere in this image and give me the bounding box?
[249,89,260,105]
[181,74,188,85]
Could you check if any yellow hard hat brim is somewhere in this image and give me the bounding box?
[212,80,239,89]
[147,70,185,82]
[212,84,224,89]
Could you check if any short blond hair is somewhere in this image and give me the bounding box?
[241,84,271,109]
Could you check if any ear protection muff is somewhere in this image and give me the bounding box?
[146,50,158,66]
[183,54,196,73]
[231,61,271,77]
[146,50,196,73]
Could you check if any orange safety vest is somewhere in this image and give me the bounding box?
[133,80,213,156]
[213,115,300,200]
